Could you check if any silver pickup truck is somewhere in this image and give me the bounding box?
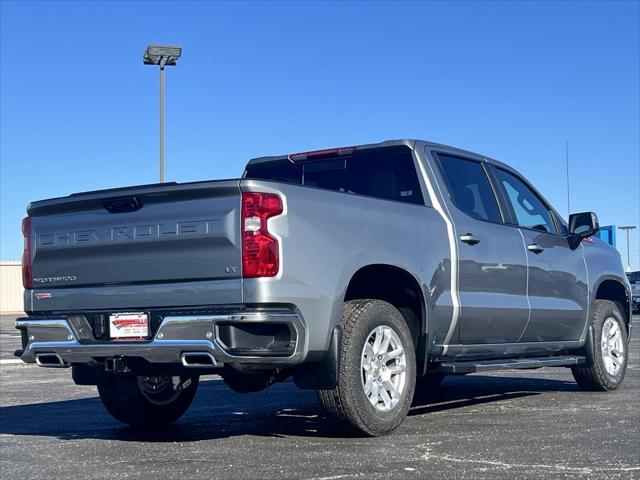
[16,139,632,436]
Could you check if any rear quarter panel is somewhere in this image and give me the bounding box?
[240,179,451,354]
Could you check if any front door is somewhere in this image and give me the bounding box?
[435,154,530,344]
[493,167,588,342]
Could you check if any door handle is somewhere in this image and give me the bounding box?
[527,243,544,254]
[460,233,480,245]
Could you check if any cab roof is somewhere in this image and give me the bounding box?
[246,139,511,170]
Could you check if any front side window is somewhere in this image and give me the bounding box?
[437,154,501,222]
[495,168,557,234]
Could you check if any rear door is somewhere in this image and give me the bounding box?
[435,153,530,344]
[492,167,588,342]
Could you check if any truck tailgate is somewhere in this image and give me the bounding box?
[26,180,242,310]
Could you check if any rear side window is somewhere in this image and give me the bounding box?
[244,147,424,205]
[437,154,501,222]
[495,168,557,234]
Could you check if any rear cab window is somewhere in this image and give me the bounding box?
[244,161,302,185]
[244,146,425,205]
[436,154,502,223]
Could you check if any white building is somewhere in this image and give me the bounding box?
[0,261,24,313]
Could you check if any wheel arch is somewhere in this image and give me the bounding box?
[343,264,426,344]
[594,276,631,331]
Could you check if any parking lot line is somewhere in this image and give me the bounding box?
[0,359,24,365]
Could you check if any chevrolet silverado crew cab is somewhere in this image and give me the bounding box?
[16,140,632,436]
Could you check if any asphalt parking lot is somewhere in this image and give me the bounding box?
[1,313,639,480]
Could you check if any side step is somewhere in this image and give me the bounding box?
[435,355,586,374]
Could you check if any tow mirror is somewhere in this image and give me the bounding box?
[568,211,599,249]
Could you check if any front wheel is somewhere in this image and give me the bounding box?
[97,374,199,426]
[571,300,628,391]
[317,299,416,436]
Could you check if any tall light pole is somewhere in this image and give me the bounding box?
[143,45,182,183]
[619,225,637,272]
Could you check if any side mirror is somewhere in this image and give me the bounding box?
[568,211,599,249]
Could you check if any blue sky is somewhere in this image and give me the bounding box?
[1,1,639,268]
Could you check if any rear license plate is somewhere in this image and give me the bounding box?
[109,312,149,340]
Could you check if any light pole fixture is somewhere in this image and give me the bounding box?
[619,225,637,272]
[143,45,182,183]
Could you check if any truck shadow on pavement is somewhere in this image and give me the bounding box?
[0,374,578,441]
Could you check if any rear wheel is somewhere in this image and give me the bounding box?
[317,299,416,436]
[572,300,628,391]
[97,374,199,426]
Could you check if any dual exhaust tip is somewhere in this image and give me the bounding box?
[35,353,68,368]
[181,352,217,368]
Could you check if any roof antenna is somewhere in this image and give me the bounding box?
[565,140,570,218]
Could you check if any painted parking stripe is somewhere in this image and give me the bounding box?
[0,359,25,365]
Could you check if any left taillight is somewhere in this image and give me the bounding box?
[21,216,32,289]
[241,192,283,278]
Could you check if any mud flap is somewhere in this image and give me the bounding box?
[416,333,430,376]
[581,324,596,368]
[293,325,341,390]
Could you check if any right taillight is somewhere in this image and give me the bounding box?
[21,216,32,289]
[241,192,283,278]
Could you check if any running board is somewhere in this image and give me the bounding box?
[435,355,586,374]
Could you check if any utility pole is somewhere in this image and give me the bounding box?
[619,225,636,272]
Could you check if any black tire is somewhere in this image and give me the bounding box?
[97,374,199,426]
[571,300,628,391]
[317,299,416,436]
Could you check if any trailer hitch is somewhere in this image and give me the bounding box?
[104,356,131,373]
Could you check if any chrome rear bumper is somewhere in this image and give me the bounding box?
[16,311,306,368]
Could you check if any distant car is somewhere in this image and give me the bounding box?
[626,271,639,313]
